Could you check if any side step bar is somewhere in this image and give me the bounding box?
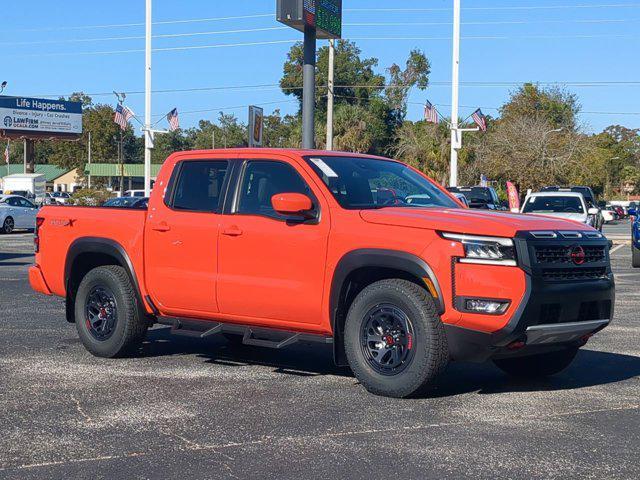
[157,316,333,349]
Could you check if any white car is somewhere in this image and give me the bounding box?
[51,191,72,204]
[124,190,146,198]
[0,195,39,234]
[521,191,599,227]
[601,207,616,223]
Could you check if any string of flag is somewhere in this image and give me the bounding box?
[113,103,179,131]
[423,101,488,132]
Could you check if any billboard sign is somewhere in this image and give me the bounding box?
[277,0,342,39]
[0,96,83,136]
[248,105,264,147]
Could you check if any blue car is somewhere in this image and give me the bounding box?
[631,206,640,267]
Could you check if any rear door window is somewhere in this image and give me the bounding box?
[170,161,229,213]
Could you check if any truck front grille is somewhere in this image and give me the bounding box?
[541,266,608,281]
[535,245,606,264]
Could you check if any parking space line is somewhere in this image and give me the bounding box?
[610,243,627,255]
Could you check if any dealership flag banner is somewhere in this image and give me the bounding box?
[506,181,521,211]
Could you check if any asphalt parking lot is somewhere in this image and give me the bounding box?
[1,226,639,479]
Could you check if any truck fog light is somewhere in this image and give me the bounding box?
[465,299,510,315]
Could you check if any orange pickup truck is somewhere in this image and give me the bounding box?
[29,149,614,397]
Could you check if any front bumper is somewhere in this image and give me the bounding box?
[445,230,614,362]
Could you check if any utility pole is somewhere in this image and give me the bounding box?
[87,132,92,189]
[302,23,317,149]
[143,0,153,197]
[326,39,335,151]
[449,0,461,187]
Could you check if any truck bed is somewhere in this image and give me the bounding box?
[35,205,148,298]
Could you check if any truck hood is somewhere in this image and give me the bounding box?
[522,212,588,223]
[359,208,591,237]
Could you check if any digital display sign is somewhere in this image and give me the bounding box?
[277,0,342,39]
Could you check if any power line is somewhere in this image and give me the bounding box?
[9,13,275,33]
[347,3,640,12]
[4,19,637,48]
[9,3,640,34]
[28,81,640,100]
[0,27,289,47]
[345,19,639,27]
[151,99,298,118]
[11,32,640,59]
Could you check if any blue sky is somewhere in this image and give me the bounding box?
[1,0,638,133]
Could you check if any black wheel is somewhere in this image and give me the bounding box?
[493,347,578,378]
[633,244,640,268]
[2,217,14,234]
[74,265,148,358]
[344,279,449,398]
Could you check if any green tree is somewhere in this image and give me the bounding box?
[280,40,385,113]
[500,83,580,130]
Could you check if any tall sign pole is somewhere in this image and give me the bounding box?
[326,38,335,150]
[449,0,461,187]
[144,0,153,197]
[277,0,342,149]
[302,23,317,149]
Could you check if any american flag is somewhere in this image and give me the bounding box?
[423,101,439,124]
[167,108,180,131]
[3,141,9,165]
[471,108,487,132]
[114,104,134,131]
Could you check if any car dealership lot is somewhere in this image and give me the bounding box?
[1,231,639,479]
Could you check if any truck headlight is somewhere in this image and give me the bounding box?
[442,233,517,266]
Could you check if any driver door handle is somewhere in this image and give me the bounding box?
[222,226,243,237]
[151,222,171,232]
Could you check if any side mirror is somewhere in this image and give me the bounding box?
[588,207,599,215]
[271,193,314,218]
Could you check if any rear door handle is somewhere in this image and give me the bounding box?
[151,222,171,232]
[222,226,243,237]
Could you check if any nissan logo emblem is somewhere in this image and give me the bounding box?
[569,245,586,265]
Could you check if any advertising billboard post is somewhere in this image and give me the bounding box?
[248,106,264,147]
[0,96,83,138]
[277,0,342,149]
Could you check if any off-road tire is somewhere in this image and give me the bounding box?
[75,265,148,358]
[344,279,449,398]
[2,217,14,234]
[632,244,640,268]
[493,347,579,378]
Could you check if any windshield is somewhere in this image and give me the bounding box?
[451,187,492,203]
[523,196,585,214]
[305,156,459,210]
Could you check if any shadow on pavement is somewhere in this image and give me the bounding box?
[0,252,34,265]
[141,327,350,377]
[140,328,640,396]
[425,349,640,398]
